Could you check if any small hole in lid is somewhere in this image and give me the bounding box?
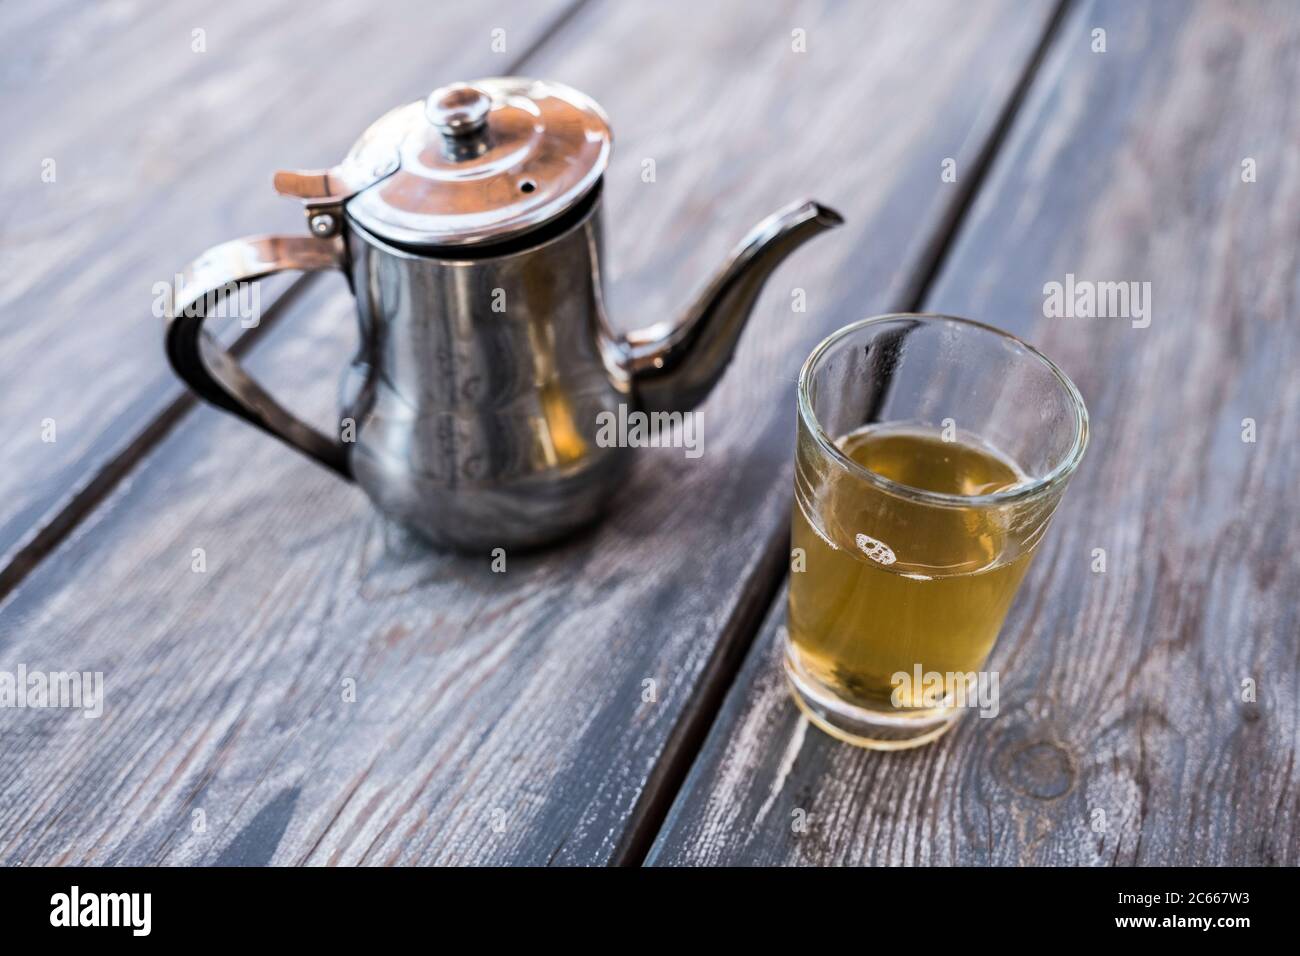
[519,180,536,194]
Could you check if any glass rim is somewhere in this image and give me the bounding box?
[796,313,1090,508]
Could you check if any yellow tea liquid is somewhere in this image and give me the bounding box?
[788,425,1032,712]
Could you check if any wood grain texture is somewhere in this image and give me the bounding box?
[0,0,1056,864]
[0,0,576,581]
[649,0,1300,866]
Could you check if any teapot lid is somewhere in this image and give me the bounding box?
[293,77,612,248]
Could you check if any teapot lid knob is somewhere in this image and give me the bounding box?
[425,84,491,138]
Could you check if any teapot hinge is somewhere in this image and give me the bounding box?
[272,155,401,238]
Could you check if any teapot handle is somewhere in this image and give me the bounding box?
[163,234,353,478]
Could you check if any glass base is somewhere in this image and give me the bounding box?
[783,650,963,750]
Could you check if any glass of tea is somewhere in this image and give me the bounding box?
[786,314,1088,749]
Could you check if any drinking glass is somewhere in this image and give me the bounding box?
[786,314,1088,749]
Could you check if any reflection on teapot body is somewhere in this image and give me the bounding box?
[165,78,841,551]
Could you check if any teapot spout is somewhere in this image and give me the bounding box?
[624,199,843,415]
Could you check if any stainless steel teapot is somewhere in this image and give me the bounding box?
[165,78,841,550]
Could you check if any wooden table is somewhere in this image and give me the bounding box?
[1,0,1295,866]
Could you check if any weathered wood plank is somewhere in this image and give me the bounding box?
[648,0,1300,866]
[0,0,1057,865]
[0,0,577,586]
